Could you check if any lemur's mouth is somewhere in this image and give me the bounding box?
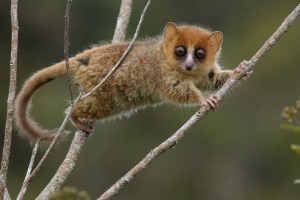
[185,66,192,71]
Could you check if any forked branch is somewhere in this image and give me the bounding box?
[17,138,41,200]
[98,4,300,200]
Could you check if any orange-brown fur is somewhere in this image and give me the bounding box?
[15,22,233,146]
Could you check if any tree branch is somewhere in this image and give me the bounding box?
[64,0,74,105]
[36,130,87,200]
[0,0,19,199]
[98,4,300,200]
[112,0,133,44]
[17,1,76,195]
[3,189,10,200]
[16,138,41,200]
[22,93,82,188]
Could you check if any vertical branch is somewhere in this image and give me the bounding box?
[64,0,74,104]
[0,0,19,199]
[14,2,76,197]
[112,0,133,44]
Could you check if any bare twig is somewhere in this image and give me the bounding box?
[17,138,41,200]
[17,1,76,193]
[98,4,300,200]
[112,0,133,44]
[11,1,76,197]
[64,0,74,104]
[22,93,82,188]
[25,138,41,178]
[81,0,151,101]
[0,0,19,199]
[36,130,87,200]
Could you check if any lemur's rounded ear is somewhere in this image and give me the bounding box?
[164,22,178,44]
[208,31,223,52]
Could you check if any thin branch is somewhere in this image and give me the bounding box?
[22,93,82,187]
[16,138,41,200]
[36,130,87,200]
[250,5,300,66]
[17,1,76,193]
[25,138,41,179]
[0,0,19,199]
[80,0,151,101]
[64,0,74,104]
[112,0,133,44]
[98,4,300,200]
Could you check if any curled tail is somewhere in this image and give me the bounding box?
[15,60,76,146]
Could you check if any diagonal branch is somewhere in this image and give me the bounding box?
[22,93,82,189]
[98,4,300,200]
[0,0,19,199]
[16,138,41,200]
[36,130,87,200]
[112,0,133,44]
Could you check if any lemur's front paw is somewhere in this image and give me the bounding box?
[234,60,253,80]
[201,94,220,112]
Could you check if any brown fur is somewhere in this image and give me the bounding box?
[15,22,233,146]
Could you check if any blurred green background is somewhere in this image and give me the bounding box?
[1,0,300,199]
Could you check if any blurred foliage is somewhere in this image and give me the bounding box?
[280,97,300,184]
[1,0,300,200]
[280,97,300,135]
[50,186,90,200]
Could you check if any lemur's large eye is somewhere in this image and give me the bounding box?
[175,46,187,57]
[195,48,206,59]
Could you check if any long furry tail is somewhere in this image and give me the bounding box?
[15,61,71,146]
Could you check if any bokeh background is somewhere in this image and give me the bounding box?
[1,0,300,199]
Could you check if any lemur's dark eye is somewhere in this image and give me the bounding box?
[195,48,206,59]
[175,46,187,57]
